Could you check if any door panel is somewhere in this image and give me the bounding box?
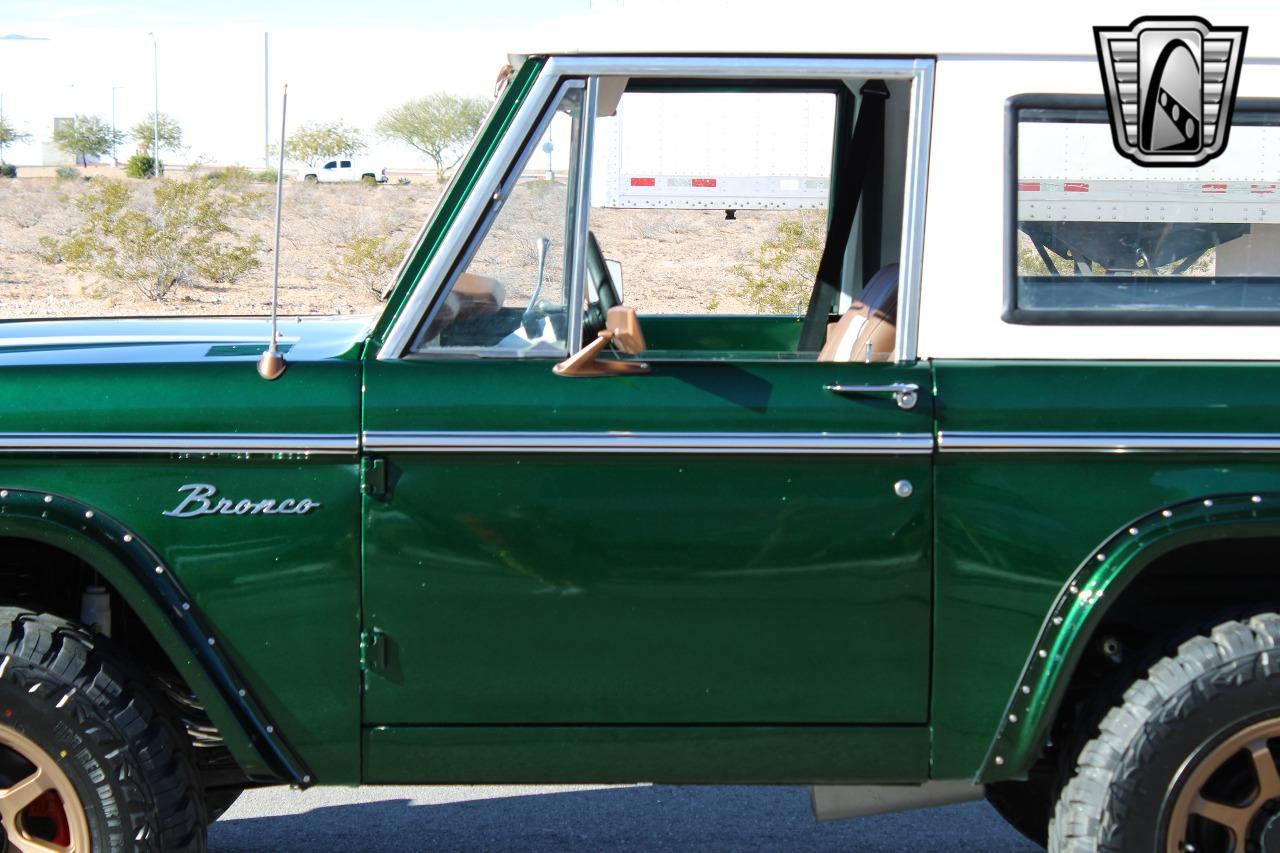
[363,358,932,725]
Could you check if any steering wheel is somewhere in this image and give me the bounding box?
[584,230,622,339]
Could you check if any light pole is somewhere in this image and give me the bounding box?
[111,85,124,167]
[147,32,159,176]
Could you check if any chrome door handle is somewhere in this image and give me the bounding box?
[824,382,920,410]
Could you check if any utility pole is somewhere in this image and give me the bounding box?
[264,32,270,171]
[148,32,159,176]
[111,85,124,166]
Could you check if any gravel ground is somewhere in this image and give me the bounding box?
[210,784,1040,852]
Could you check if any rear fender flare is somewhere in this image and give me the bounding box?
[979,491,1280,781]
[0,487,311,785]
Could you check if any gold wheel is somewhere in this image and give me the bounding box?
[0,727,89,853]
[1167,717,1280,853]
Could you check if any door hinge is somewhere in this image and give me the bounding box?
[361,456,389,499]
[360,628,387,674]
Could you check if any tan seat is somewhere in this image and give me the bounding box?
[817,263,899,363]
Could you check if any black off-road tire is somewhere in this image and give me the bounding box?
[0,606,207,851]
[1049,612,1280,852]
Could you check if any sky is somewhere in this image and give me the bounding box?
[0,0,594,168]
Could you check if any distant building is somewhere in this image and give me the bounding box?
[43,117,99,166]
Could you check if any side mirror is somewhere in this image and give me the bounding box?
[553,305,650,378]
[605,258,623,302]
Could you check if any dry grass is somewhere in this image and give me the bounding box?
[0,174,802,319]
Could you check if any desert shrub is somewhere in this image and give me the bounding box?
[731,211,825,314]
[0,164,15,179]
[0,182,58,231]
[39,178,263,300]
[328,232,408,294]
[252,168,278,183]
[125,153,159,178]
[203,165,252,190]
[55,166,81,181]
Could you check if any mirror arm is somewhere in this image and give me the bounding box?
[552,331,614,377]
[553,305,651,378]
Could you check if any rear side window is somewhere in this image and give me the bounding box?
[1006,95,1280,324]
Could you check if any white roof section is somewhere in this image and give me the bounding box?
[510,1,1280,63]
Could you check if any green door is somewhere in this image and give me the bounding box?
[361,73,933,728]
[362,357,932,725]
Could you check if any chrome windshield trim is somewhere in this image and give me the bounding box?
[364,431,934,454]
[938,432,1280,453]
[0,433,359,455]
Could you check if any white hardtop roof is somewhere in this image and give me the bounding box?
[510,1,1280,65]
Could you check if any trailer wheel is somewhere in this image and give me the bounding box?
[1049,612,1280,852]
[0,607,206,851]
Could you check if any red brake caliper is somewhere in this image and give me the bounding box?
[22,790,71,846]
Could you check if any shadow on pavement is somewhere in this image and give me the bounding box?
[210,784,1041,852]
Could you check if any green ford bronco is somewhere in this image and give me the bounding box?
[3,18,1280,852]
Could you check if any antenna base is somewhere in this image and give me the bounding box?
[257,350,287,381]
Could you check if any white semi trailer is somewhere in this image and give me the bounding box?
[590,90,835,210]
[1017,116,1280,274]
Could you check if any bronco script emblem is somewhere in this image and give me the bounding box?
[1094,16,1247,167]
[163,483,321,518]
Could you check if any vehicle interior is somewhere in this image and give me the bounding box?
[410,74,913,364]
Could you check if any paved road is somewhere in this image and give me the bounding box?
[210,784,1040,852]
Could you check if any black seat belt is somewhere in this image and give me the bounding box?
[797,80,889,353]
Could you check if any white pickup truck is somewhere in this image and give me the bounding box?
[298,159,388,184]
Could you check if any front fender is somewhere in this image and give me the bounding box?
[979,491,1280,782]
[0,487,311,785]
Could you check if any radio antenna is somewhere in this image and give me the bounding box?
[258,83,289,381]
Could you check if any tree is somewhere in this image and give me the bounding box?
[284,121,366,167]
[0,115,32,165]
[51,115,124,166]
[129,112,183,154]
[375,92,488,180]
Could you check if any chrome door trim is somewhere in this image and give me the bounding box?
[379,55,935,363]
[364,430,934,455]
[549,56,928,79]
[0,433,359,455]
[896,58,933,363]
[938,432,1280,453]
[565,76,598,355]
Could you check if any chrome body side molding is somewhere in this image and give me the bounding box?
[363,431,935,455]
[938,432,1280,453]
[0,433,359,456]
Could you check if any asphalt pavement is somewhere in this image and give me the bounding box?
[210,784,1041,852]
